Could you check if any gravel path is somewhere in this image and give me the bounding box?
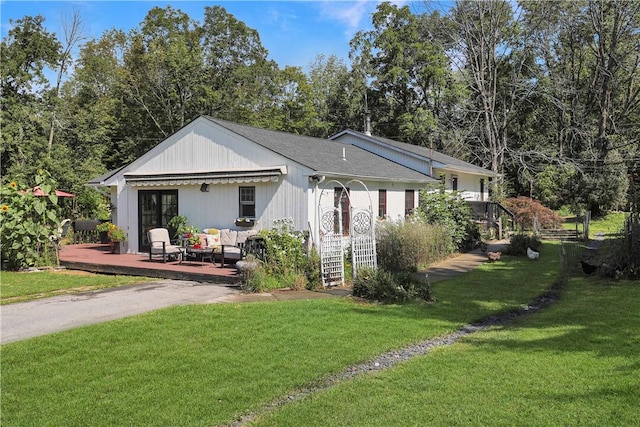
[228,286,562,426]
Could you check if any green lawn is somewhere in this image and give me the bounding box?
[2,243,637,426]
[0,270,150,304]
[562,211,627,238]
[257,277,640,426]
[1,246,556,426]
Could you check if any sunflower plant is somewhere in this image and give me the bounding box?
[0,170,62,270]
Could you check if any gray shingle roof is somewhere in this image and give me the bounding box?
[205,117,438,183]
[334,129,496,176]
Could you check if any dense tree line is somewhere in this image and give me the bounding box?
[2,1,638,219]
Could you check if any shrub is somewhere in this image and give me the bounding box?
[505,233,542,256]
[353,267,435,304]
[460,221,482,252]
[418,183,472,249]
[502,196,563,231]
[304,248,322,290]
[241,218,313,292]
[353,267,408,303]
[259,218,307,277]
[376,218,454,274]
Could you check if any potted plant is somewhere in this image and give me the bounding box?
[184,225,202,247]
[96,222,127,253]
[168,214,188,239]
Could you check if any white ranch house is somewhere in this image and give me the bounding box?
[89,116,494,254]
[330,129,497,202]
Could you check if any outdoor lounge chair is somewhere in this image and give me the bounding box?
[147,228,183,262]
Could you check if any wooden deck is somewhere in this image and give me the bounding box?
[59,244,241,285]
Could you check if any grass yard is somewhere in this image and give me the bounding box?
[1,245,558,426]
[0,270,150,304]
[587,212,627,237]
[257,276,640,426]
[562,211,627,238]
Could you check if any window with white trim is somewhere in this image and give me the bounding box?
[239,186,255,218]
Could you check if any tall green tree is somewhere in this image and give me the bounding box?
[1,15,61,183]
[121,6,205,141]
[307,54,361,137]
[201,5,273,122]
[520,0,639,213]
[350,2,451,144]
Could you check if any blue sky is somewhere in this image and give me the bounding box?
[1,0,415,71]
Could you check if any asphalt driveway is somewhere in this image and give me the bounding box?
[1,241,508,345]
[1,280,240,344]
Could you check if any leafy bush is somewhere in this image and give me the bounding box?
[418,183,472,249]
[1,171,63,270]
[239,218,314,292]
[460,221,482,252]
[304,248,322,290]
[353,267,434,304]
[260,218,307,276]
[505,234,542,256]
[503,196,563,231]
[376,217,455,273]
[353,267,407,303]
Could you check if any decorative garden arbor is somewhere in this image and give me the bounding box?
[317,180,377,287]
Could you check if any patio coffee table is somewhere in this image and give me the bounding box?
[182,246,215,265]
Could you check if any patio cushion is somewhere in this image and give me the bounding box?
[220,229,238,246]
[202,228,221,249]
[215,245,243,260]
[206,233,221,248]
[148,228,172,249]
[147,227,183,262]
[237,229,258,244]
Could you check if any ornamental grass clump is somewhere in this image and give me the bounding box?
[359,217,443,303]
[376,218,454,273]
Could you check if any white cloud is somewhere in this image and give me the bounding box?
[317,0,374,37]
[317,0,410,38]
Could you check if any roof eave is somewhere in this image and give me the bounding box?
[86,165,126,187]
[435,165,499,177]
[315,171,438,184]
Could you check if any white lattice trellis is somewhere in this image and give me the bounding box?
[350,207,377,276]
[317,180,376,286]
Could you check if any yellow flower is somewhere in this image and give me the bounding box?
[1,204,9,212]
[9,181,17,188]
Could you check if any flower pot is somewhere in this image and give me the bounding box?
[235,219,255,228]
[109,241,124,254]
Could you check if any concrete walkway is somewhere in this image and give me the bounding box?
[1,241,507,344]
[417,240,508,283]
